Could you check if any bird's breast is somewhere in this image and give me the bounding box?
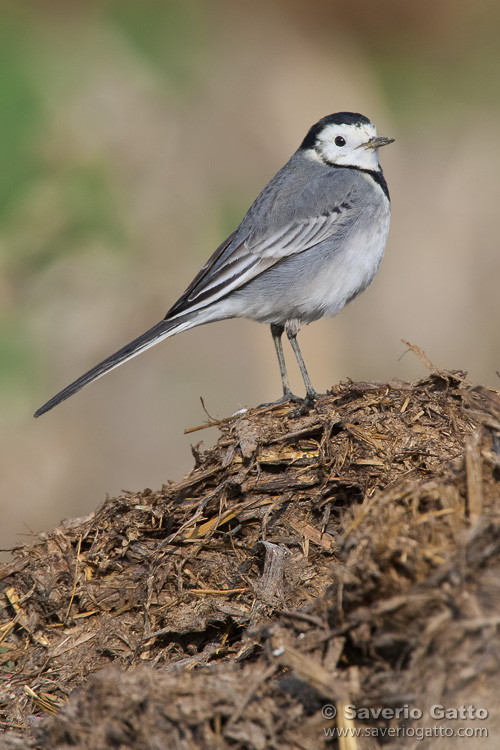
[287,193,390,323]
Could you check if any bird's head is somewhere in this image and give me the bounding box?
[301,112,394,171]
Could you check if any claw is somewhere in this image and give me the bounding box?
[257,390,304,408]
[285,391,318,417]
[258,389,320,413]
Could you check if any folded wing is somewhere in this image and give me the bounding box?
[166,202,351,320]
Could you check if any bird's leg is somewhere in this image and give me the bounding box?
[258,324,303,406]
[286,325,318,401]
[271,323,292,398]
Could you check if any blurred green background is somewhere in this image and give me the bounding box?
[1,0,500,554]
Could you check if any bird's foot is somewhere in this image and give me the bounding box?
[258,390,304,409]
[258,389,319,415]
[285,390,319,417]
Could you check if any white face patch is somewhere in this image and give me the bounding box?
[308,122,381,171]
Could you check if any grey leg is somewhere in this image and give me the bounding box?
[260,324,303,405]
[286,329,318,400]
[271,323,292,398]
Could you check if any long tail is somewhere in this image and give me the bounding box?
[34,315,193,418]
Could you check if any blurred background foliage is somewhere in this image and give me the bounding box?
[1,0,499,553]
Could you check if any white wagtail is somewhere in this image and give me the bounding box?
[34,112,393,417]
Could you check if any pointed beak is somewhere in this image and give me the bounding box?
[362,136,395,150]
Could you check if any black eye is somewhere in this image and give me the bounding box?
[335,136,346,147]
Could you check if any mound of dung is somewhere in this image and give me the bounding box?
[1,363,500,749]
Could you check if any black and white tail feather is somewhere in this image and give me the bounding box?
[34,230,240,418]
[34,318,185,418]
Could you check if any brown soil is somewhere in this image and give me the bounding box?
[1,358,500,749]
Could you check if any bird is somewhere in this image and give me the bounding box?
[34,112,394,418]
